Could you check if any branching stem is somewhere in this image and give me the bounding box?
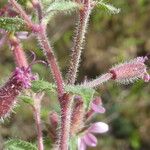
[9,0,33,29]
[10,0,64,97]
[37,25,64,97]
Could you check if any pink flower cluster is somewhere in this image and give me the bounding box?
[0,67,36,120]
[78,122,108,150]
[78,98,108,150]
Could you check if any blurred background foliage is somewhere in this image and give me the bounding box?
[0,0,150,150]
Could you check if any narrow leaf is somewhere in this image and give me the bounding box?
[43,1,81,24]
[0,17,26,32]
[31,80,56,93]
[46,1,80,12]
[97,1,120,14]
[4,139,37,150]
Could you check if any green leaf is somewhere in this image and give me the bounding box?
[19,95,34,105]
[65,85,95,106]
[31,80,56,93]
[31,80,95,106]
[4,139,37,150]
[97,1,120,14]
[43,1,81,24]
[0,17,26,32]
[46,1,80,12]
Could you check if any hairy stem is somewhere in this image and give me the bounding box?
[32,0,64,97]
[82,73,113,88]
[57,94,74,150]
[9,0,34,29]
[9,34,28,68]
[32,0,43,22]
[67,1,92,85]
[32,93,44,150]
[38,25,64,97]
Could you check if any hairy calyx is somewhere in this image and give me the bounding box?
[0,67,36,120]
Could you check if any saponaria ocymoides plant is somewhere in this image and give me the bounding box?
[0,0,149,150]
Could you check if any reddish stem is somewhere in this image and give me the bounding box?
[67,0,93,85]
[9,35,28,68]
[10,0,64,97]
[58,94,73,150]
[38,25,64,97]
[32,0,43,22]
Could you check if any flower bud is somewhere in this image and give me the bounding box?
[70,96,85,135]
[109,56,149,84]
[91,97,105,113]
[49,112,59,128]
[86,97,105,120]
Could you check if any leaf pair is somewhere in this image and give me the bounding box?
[20,80,95,107]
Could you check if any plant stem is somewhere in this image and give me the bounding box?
[9,34,28,68]
[32,0,64,97]
[32,0,43,22]
[10,0,64,96]
[66,0,93,85]
[32,93,44,150]
[38,25,64,97]
[58,94,74,150]
[9,0,34,29]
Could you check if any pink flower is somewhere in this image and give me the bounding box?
[13,67,37,89]
[91,97,105,114]
[16,31,29,40]
[110,56,150,84]
[86,97,105,120]
[78,122,109,150]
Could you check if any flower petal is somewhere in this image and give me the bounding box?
[83,133,97,147]
[78,137,87,150]
[89,122,109,133]
[91,103,105,113]
[143,72,150,82]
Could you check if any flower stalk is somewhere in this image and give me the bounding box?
[83,73,113,88]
